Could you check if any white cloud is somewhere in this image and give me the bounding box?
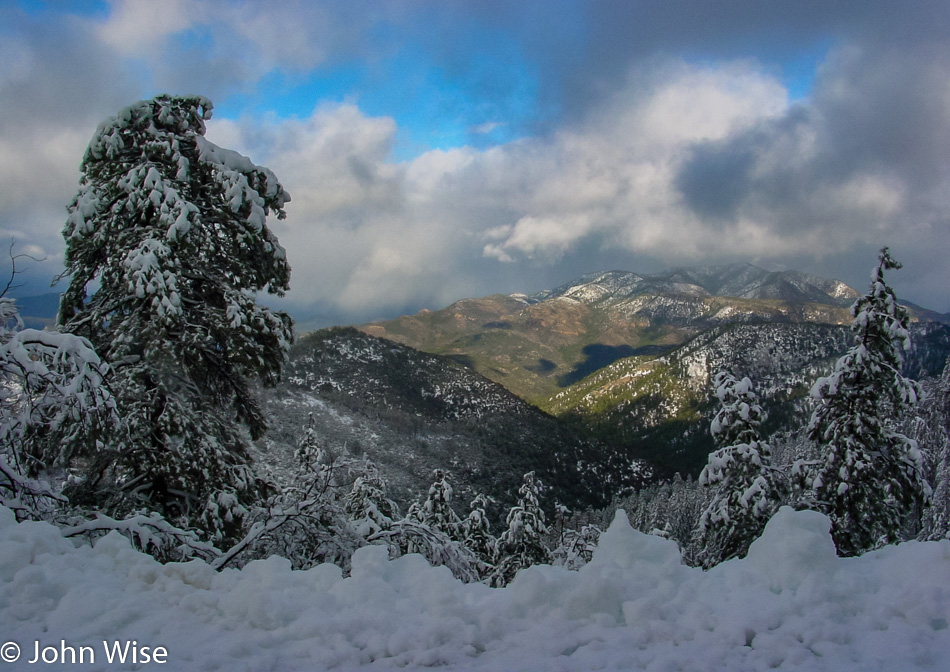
[470,121,505,135]
[480,60,791,263]
[205,55,948,320]
[619,60,789,148]
[496,214,593,261]
[250,104,400,217]
[202,60,791,318]
[3,2,950,317]
[97,0,198,55]
[221,2,332,70]
[0,122,91,285]
[0,126,87,212]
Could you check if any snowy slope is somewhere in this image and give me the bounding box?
[258,328,651,517]
[3,505,949,671]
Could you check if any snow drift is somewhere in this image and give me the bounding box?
[2,505,949,671]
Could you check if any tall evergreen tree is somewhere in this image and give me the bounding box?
[696,371,783,568]
[806,248,929,556]
[58,95,293,541]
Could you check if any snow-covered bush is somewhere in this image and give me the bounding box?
[368,518,482,583]
[552,522,601,570]
[0,297,117,522]
[217,422,365,572]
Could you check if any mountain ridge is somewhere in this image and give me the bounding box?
[259,264,950,510]
[529,263,861,306]
[361,263,904,403]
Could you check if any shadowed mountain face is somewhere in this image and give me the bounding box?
[558,344,639,387]
[546,320,950,476]
[361,263,873,403]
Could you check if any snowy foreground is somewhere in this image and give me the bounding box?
[2,507,949,671]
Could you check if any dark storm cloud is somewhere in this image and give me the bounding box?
[676,140,757,222]
[813,41,950,188]
[0,8,138,131]
[672,34,950,234]
[448,1,950,128]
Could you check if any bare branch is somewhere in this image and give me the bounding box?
[1,239,47,299]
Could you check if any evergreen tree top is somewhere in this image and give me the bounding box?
[805,247,928,556]
[850,247,911,356]
[710,370,765,448]
[810,246,919,416]
[85,95,213,162]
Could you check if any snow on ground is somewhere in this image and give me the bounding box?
[2,506,949,671]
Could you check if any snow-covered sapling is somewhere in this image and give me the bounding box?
[462,493,498,575]
[696,371,784,568]
[419,469,463,541]
[0,297,117,522]
[493,471,552,585]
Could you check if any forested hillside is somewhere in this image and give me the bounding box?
[545,321,950,475]
[256,327,653,518]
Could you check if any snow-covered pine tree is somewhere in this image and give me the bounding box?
[920,446,950,540]
[696,371,783,568]
[57,95,293,542]
[295,412,325,474]
[806,248,929,556]
[419,469,463,541]
[493,472,552,586]
[344,459,397,539]
[462,493,497,575]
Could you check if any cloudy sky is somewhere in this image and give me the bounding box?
[3,1,949,326]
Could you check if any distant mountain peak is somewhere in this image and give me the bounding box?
[528,263,860,307]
